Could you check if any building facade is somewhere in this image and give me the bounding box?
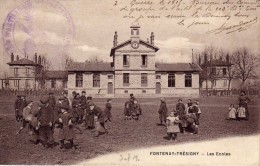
[67,26,202,97]
[5,53,43,90]
[201,58,233,90]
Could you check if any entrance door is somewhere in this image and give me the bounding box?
[156,82,161,94]
[108,82,113,94]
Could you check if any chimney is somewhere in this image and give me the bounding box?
[38,55,42,65]
[11,53,14,62]
[113,31,118,47]
[147,38,149,44]
[199,55,201,65]
[35,53,38,63]
[150,32,154,45]
[204,53,207,64]
[16,55,19,60]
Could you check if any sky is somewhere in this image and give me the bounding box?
[0,0,259,76]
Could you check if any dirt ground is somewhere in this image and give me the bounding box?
[0,96,259,164]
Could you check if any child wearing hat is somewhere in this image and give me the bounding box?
[58,103,77,149]
[158,98,168,125]
[166,110,180,141]
[87,101,106,137]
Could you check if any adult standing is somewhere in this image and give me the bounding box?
[158,98,168,125]
[238,91,250,120]
[176,99,187,133]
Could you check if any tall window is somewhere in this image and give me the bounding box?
[141,55,147,66]
[123,55,130,66]
[25,79,30,89]
[141,73,148,86]
[62,80,67,88]
[14,68,18,76]
[211,67,216,75]
[223,68,227,75]
[93,73,100,87]
[223,80,227,87]
[26,67,29,76]
[51,79,56,88]
[76,73,83,87]
[168,74,175,87]
[14,80,19,87]
[185,74,192,87]
[123,73,129,85]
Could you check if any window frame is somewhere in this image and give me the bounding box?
[141,55,147,66]
[123,54,130,66]
[168,73,175,87]
[123,73,130,86]
[93,73,101,87]
[141,73,148,86]
[75,73,83,87]
[14,68,18,76]
[185,73,192,87]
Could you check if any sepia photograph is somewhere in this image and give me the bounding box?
[0,0,259,165]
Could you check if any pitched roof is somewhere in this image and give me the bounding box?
[7,58,42,66]
[155,63,202,72]
[67,62,113,72]
[110,39,159,56]
[43,70,67,79]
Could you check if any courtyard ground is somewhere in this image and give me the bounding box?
[0,96,259,164]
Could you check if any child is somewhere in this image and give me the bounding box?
[195,100,202,121]
[228,104,237,120]
[237,106,246,120]
[166,110,180,141]
[124,101,131,120]
[58,103,77,149]
[104,99,112,123]
[16,100,34,134]
[158,98,168,125]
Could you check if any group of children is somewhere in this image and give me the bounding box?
[14,91,113,149]
[124,94,142,120]
[228,104,247,121]
[159,98,201,141]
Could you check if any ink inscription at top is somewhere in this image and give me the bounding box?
[114,0,260,34]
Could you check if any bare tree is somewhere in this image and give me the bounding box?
[232,47,259,89]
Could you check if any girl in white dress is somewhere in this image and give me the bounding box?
[228,104,237,120]
[166,110,180,141]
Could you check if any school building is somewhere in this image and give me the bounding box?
[67,25,202,97]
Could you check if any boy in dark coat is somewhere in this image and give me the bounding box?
[79,91,87,123]
[19,95,27,122]
[72,93,81,124]
[48,92,56,109]
[85,96,95,129]
[238,91,250,120]
[176,99,187,133]
[104,99,112,122]
[58,103,77,149]
[158,98,168,125]
[37,96,54,148]
[14,95,21,122]
[87,101,106,137]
